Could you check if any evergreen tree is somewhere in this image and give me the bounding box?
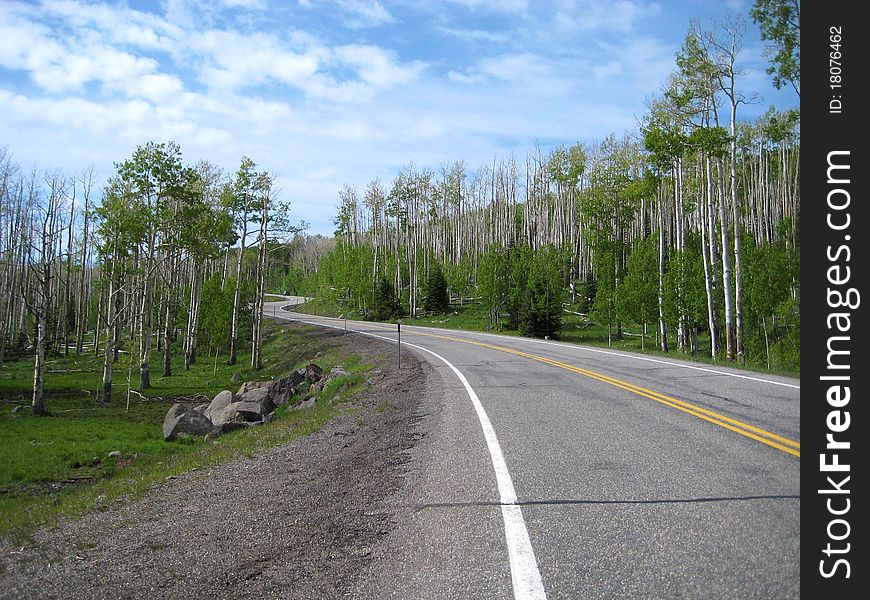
[372,276,401,321]
[423,261,450,313]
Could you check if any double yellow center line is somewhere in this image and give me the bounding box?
[381,324,801,458]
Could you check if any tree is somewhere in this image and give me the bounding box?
[618,235,658,349]
[519,246,563,339]
[750,0,800,95]
[372,276,400,321]
[114,141,194,389]
[423,260,449,313]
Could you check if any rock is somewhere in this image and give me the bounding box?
[230,373,240,382]
[294,397,316,411]
[304,363,323,383]
[262,411,276,424]
[239,387,275,414]
[193,403,210,414]
[204,390,234,422]
[330,366,350,378]
[206,420,255,441]
[236,380,268,396]
[211,401,243,427]
[235,400,265,422]
[108,450,122,458]
[163,403,214,441]
[288,369,306,387]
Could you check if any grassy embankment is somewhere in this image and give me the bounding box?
[0,321,370,541]
[292,298,799,378]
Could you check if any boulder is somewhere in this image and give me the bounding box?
[288,369,306,387]
[294,397,316,411]
[230,373,240,383]
[163,403,213,441]
[211,401,245,427]
[239,387,275,414]
[236,400,265,422]
[304,363,323,383]
[193,402,210,414]
[204,390,234,422]
[329,366,350,378]
[271,370,305,406]
[205,420,255,440]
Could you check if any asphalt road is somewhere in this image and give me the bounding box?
[265,298,800,599]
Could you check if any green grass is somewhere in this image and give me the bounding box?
[0,321,372,541]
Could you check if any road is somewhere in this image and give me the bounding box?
[266,298,800,599]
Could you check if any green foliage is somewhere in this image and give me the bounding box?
[372,276,401,321]
[742,234,800,369]
[518,247,564,338]
[751,0,800,93]
[478,245,511,329]
[198,274,238,352]
[617,235,659,333]
[423,261,450,313]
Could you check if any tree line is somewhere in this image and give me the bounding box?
[302,14,800,371]
[0,143,299,415]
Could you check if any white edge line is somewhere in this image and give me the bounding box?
[274,307,799,391]
[276,312,547,600]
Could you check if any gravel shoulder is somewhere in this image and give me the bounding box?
[0,324,442,600]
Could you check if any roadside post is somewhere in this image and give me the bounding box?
[397,321,401,369]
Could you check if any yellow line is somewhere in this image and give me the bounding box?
[395,326,801,459]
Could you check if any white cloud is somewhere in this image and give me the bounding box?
[554,0,661,34]
[435,25,509,44]
[335,0,395,28]
[334,45,425,88]
[444,0,529,13]
[220,0,267,9]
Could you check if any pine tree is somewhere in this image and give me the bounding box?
[423,261,450,313]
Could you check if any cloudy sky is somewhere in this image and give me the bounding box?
[0,0,798,235]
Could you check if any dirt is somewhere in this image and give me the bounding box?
[0,323,439,599]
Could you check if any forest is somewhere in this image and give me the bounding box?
[0,143,303,415]
[288,17,801,372]
[0,7,800,421]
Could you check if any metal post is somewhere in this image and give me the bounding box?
[397,322,401,369]
[344,314,347,335]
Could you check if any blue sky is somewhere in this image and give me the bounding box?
[0,0,798,235]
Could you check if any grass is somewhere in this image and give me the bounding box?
[0,321,372,541]
[293,297,799,378]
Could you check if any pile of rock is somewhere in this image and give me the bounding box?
[162,363,344,441]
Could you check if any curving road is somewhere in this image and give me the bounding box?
[266,298,800,599]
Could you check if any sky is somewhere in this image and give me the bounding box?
[0,0,799,236]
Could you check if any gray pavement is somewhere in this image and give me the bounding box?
[266,301,800,599]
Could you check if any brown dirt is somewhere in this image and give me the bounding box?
[0,323,438,599]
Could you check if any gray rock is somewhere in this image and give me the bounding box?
[294,397,316,411]
[230,373,240,382]
[262,411,276,424]
[204,390,234,422]
[193,403,210,414]
[239,387,274,413]
[206,420,255,440]
[330,366,350,378]
[163,404,213,441]
[236,400,265,422]
[108,450,122,458]
[211,401,244,427]
[287,369,306,387]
